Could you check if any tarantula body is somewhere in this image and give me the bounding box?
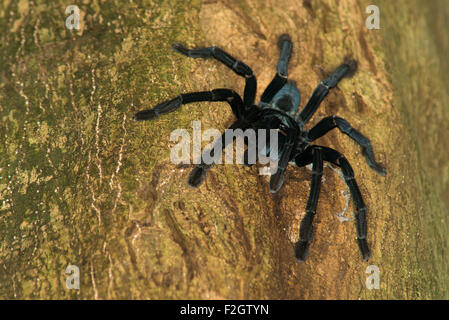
[134,34,385,263]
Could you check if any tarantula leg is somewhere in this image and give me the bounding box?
[269,127,297,193]
[322,59,358,88]
[296,59,358,126]
[188,165,209,188]
[277,34,293,77]
[294,147,323,262]
[320,146,370,261]
[172,44,257,106]
[260,34,293,103]
[188,121,245,187]
[133,95,182,121]
[133,89,244,121]
[172,44,253,77]
[260,74,286,104]
[307,116,386,176]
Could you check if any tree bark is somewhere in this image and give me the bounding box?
[0,0,448,299]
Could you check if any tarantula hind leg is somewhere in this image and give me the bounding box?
[269,128,297,193]
[320,146,371,261]
[187,165,209,188]
[187,120,245,187]
[294,147,323,262]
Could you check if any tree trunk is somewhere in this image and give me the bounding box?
[1,0,448,299]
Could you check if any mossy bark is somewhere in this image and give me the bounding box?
[0,0,448,299]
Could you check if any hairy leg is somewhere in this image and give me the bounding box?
[307,116,386,175]
[172,44,257,106]
[133,89,244,121]
[320,146,370,261]
[188,121,246,187]
[296,59,358,126]
[269,126,298,193]
[260,34,293,103]
[294,147,323,262]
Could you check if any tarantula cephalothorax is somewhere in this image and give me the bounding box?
[133,34,385,262]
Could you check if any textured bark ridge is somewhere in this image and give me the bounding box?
[0,0,448,299]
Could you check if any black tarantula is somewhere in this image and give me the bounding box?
[134,34,385,262]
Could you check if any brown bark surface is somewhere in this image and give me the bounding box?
[1,0,448,299]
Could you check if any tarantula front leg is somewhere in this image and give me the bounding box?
[307,116,386,176]
[260,34,293,103]
[294,147,323,262]
[172,44,257,106]
[133,89,244,121]
[296,59,358,126]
